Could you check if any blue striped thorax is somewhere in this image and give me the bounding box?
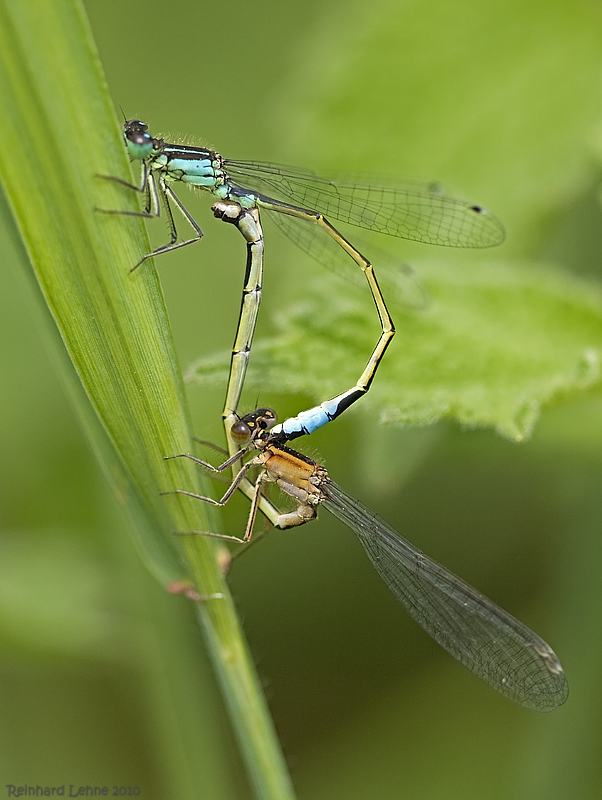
[160,144,223,189]
[123,119,228,192]
[122,120,266,208]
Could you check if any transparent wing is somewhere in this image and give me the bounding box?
[223,159,505,248]
[265,210,429,310]
[321,479,568,711]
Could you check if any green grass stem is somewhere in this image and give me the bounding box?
[0,1,295,797]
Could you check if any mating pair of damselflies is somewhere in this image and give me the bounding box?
[101,119,567,710]
[100,119,502,445]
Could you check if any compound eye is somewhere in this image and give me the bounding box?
[230,420,252,445]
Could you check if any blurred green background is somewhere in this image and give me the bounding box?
[2,0,602,797]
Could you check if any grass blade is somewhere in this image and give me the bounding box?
[0,0,295,797]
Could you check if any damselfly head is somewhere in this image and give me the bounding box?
[123,119,162,160]
[230,408,278,445]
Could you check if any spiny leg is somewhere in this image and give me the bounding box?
[96,166,203,268]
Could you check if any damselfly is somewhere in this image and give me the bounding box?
[164,407,568,712]
[101,119,505,268]
[99,119,503,425]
